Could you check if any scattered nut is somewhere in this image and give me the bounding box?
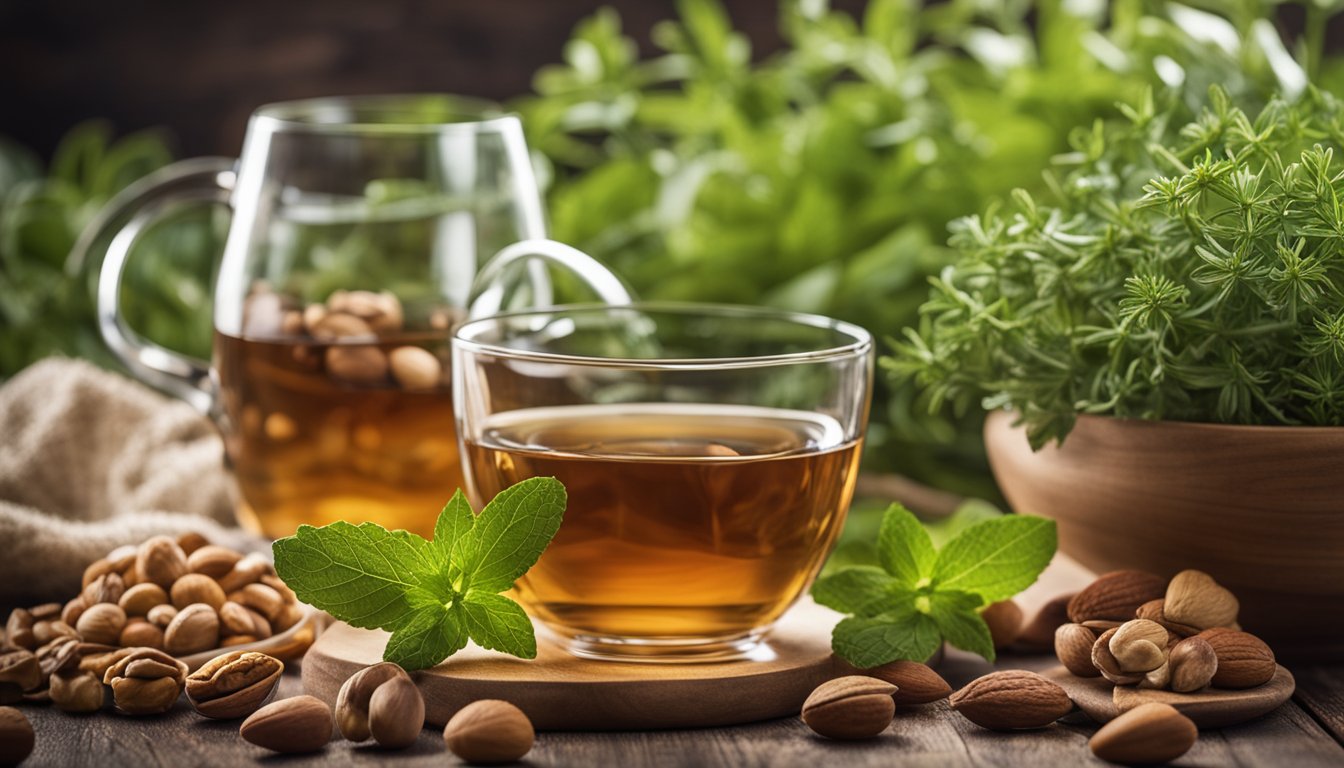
[171,574,227,611]
[1054,623,1100,678]
[50,671,105,713]
[1089,702,1197,765]
[335,662,410,742]
[443,700,534,764]
[1164,570,1239,631]
[119,584,168,618]
[186,651,284,719]
[949,670,1073,730]
[0,650,41,693]
[163,603,220,656]
[1109,619,1170,673]
[1169,636,1219,693]
[104,648,188,716]
[1067,571,1167,623]
[369,675,425,749]
[241,695,334,754]
[1198,628,1275,689]
[981,600,1024,649]
[0,707,34,766]
[859,660,951,705]
[5,611,34,651]
[800,676,896,739]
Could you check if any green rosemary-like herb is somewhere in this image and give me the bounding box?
[887,85,1344,448]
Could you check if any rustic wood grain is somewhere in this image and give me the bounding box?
[984,410,1344,659]
[13,659,1344,767]
[1294,664,1344,744]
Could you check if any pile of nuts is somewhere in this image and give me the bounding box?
[1,533,303,714]
[798,568,1274,766]
[245,285,453,389]
[1055,569,1276,692]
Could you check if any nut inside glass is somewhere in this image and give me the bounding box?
[453,303,873,662]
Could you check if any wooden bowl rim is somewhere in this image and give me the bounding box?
[990,409,1344,439]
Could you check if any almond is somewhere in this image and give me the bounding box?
[443,700,534,764]
[1165,570,1239,631]
[1018,593,1074,650]
[948,671,1072,730]
[1198,628,1275,689]
[1068,571,1167,624]
[1089,702,1197,765]
[1169,636,1218,693]
[859,661,952,705]
[241,695,333,753]
[1054,623,1100,677]
[801,676,896,739]
[981,600,1024,649]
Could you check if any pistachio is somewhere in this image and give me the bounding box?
[163,603,220,655]
[443,700,534,764]
[75,603,127,646]
[241,695,334,754]
[171,574,226,611]
[50,671,105,713]
[186,651,284,719]
[801,676,896,739]
[369,675,425,749]
[137,536,189,589]
[335,662,410,742]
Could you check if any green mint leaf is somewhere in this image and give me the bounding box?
[272,522,435,631]
[273,478,569,670]
[458,476,566,593]
[431,489,477,575]
[876,503,936,586]
[928,589,995,662]
[811,566,903,617]
[831,602,941,668]
[461,592,538,659]
[930,515,1056,603]
[383,604,468,670]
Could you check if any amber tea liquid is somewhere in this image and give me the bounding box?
[464,403,862,649]
[216,331,461,539]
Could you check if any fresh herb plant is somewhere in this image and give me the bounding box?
[273,477,565,670]
[812,503,1055,666]
[888,85,1344,448]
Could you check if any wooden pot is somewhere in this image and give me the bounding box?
[984,409,1344,660]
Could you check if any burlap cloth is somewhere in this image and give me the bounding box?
[0,358,251,604]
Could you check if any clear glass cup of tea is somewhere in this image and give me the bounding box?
[453,303,873,661]
[81,95,630,539]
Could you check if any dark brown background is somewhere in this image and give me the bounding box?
[0,0,868,159]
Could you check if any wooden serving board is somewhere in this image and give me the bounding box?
[1042,664,1296,728]
[302,599,846,730]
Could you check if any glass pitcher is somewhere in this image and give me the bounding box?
[79,94,630,539]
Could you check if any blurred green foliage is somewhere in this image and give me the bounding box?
[1,0,1339,496]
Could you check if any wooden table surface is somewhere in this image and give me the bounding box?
[14,650,1344,767]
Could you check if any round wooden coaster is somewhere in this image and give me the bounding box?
[301,599,845,730]
[1041,664,1296,728]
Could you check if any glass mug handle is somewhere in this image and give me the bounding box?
[467,239,635,319]
[80,157,237,413]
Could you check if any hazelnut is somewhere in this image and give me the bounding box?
[335,662,410,742]
[369,675,425,749]
[443,700,534,764]
[171,574,226,611]
[76,603,127,646]
[137,536,189,589]
[119,583,169,617]
[163,603,220,655]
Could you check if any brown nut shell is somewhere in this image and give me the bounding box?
[858,660,951,705]
[241,695,334,754]
[800,676,896,739]
[443,699,534,764]
[949,670,1072,730]
[335,661,410,742]
[186,651,284,719]
[368,675,425,749]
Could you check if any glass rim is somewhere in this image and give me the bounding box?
[249,93,522,136]
[453,302,874,370]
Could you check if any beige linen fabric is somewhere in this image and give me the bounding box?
[0,357,245,603]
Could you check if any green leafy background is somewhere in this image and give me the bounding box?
[3,0,1341,499]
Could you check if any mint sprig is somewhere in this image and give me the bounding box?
[273,477,565,670]
[813,504,1055,666]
